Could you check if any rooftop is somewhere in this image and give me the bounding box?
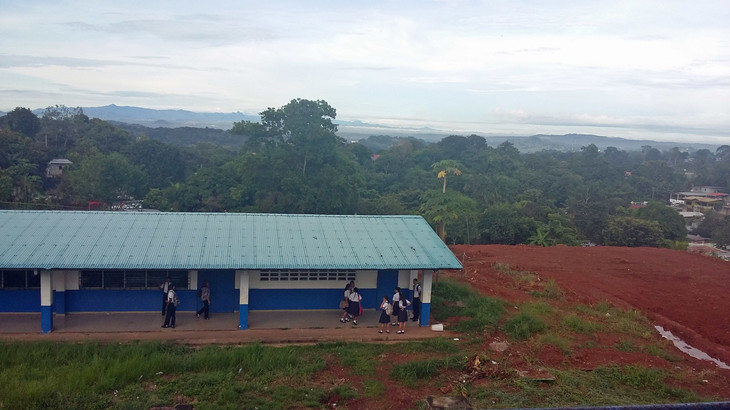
[0,211,462,271]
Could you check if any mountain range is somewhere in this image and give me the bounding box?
[2,104,721,153]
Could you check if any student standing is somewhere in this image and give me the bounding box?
[159,277,173,315]
[378,296,391,334]
[390,287,401,326]
[411,277,422,323]
[348,287,362,326]
[396,289,411,334]
[162,284,177,328]
[196,281,210,320]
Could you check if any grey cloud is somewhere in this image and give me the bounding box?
[63,15,278,46]
[0,54,209,72]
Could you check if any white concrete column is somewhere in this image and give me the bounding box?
[238,270,249,329]
[40,270,53,333]
[419,270,434,327]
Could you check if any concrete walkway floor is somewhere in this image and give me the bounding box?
[0,310,451,344]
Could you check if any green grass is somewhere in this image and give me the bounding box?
[390,355,465,387]
[0,283,718,409]
[504,311,547,340]
[431,279,505,333]
[562,315,599,334]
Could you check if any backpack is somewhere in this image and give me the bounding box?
[172,291,180,307]
[385,303,393,316]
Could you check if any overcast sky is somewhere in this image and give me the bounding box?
[2,0,729,144]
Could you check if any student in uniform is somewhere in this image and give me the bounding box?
[390,287,401,326]
[396,289,411,334]
[378,296,391,334]
[196,281,210,320]
[340,282,352,323]
[159,277,173,315]
[348,287,362,326]
[162,284,177,328]
[411,277,422,323]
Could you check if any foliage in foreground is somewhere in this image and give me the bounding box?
[0,280,721,409]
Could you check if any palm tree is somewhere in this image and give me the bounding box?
[432,160,463,193]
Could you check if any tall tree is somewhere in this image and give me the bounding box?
[1,107,40,137]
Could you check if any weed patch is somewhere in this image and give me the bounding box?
[390,356,464,387]
[504,311,546,340]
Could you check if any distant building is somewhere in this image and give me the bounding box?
[45,159,72,178]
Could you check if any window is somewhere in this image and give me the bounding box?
[79,270,188,289]
[259,269,356,282]
[0,270,40,289]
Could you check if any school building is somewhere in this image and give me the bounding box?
[0,211,462,333]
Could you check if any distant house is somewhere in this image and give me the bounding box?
[45,159,73,178]
[0,211,462,333]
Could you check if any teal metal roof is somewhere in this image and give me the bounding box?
[0,211,462,271]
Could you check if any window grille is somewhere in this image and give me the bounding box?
[0,270,40,289]
[259,269,356,281]
[79,270,188,289]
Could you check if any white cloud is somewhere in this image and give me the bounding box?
[1,0,729,143]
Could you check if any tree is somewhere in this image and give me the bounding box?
[634,201,687,241]
[234,98,344,177]
[431,160,463,193]
[64,152,148,204]
[2,107,40,137]
[528,213,579,246]
[479,203,536,244]
[602,216,664,247]
[419,189,476,241]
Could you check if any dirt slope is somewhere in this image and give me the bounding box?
[447,244,730,367]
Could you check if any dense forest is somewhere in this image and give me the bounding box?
[1,99,729,249]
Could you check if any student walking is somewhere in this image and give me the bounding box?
[196,281,210,320]
[340,282,352,323]
[348,287,362,326]
[378,296,391,334]
[162,284,178,328]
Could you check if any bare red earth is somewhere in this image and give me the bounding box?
[448,244,730,370]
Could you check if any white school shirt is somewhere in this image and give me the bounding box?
[348,292,361,303]
[392,292,400,303]
[413,283,421,298]
[167,289,176,303]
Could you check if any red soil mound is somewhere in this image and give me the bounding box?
[446,244,730,366]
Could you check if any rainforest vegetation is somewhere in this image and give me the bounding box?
[1,100,729,248]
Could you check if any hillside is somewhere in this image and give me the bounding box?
[442,244,730,399]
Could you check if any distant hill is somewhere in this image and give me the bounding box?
[32,104,259,129]
[6,105,721,153]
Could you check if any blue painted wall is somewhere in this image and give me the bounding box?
[0,290,40,312]
[249,288,378,310]
[53,290,66,314]
[2,281,386,314]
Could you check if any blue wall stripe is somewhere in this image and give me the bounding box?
[239,304,248,329]
[420,303,430,327]
[249,288,378,310]
[53,290,66,314]
[0,290,40,312]
[41,305,52,333]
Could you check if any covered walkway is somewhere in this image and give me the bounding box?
[0,310,448,344]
